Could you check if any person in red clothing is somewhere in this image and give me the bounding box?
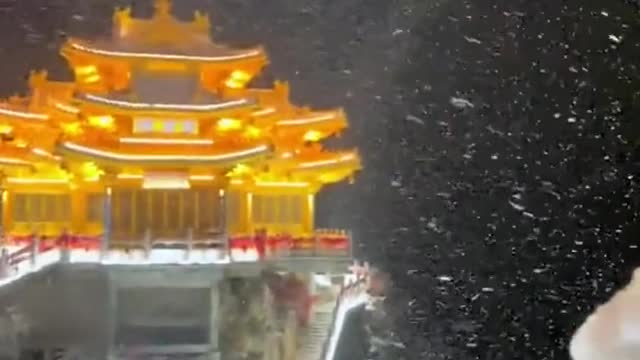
[57,229,70,249]
[263,270,314,327]
[254,228,267,260]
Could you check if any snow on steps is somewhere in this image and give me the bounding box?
[297,302,336,360]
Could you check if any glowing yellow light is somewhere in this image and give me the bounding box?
[298,154,357,169]
[70,42,262,62]
[224,70,251,89]
[81,161,104,181]
[0,108,48,120]
[117,173,143,180]
[227,164,252,177]
[31,148,56,159]
[230,179,244,185]
[84,94,249,111]
[87,115,114,129]
[76,65,97,76]
[83,74,101,84]
[252,108,276,117]
[216,118,242,131]
[142,180,190,189]
[244,126,261,138]
[303,130,323,142]
[143,174,190,189]
[0,124,12,134]
[119,137,213,145]
[277,114,336,126]
[7,178,68,184]
[151,120,164,132]
[55,103,80,114]
[255,181,309,188]
[61,122,83,136]
[0,157,30,166]
[13,139,27,148]
[189,175,215,181]
[62,142,269,162]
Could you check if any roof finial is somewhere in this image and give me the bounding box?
[154,0,172,17]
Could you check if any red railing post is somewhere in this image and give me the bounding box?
[29,233,39,268]
[255,228,266,261]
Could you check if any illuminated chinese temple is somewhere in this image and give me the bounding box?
[0,0,359,248]
[0,1,367,360]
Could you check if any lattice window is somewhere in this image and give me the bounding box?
[251,195,304,225]
[110,188,221,240]
[225,191,241,230]
[12,193,71,223]
[87,193,104,223]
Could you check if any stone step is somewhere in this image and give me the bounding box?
[296,306,337,360]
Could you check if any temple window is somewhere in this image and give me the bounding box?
[87,193,104,223]
[133,118,198,135]
[12,193,71,232]
[111,188,221,241]
[252,195,304,227]
[225,191,242,231]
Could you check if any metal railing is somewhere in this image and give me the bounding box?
[0,229,354,288]
[320,265,369,360]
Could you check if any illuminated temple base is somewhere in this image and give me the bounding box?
[0,245,367,360]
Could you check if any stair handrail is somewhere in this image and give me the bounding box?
[320,265,369,360]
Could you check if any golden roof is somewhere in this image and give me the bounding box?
[0,0,361,189]
[64,0,266,64]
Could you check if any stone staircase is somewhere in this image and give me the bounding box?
[296,301,336,360]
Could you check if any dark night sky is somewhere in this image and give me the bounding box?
[0,0,639,359]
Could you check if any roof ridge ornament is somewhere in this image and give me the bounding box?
[193,10,211,33]
[153,0,172,18]
[113,6,131,38]
[28,70,48,88]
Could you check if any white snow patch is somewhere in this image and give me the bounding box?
[463,36,482,44]
[509,200,525,211]
[405,114,425,125]
[450,97,474,109]
[608,34,622,44]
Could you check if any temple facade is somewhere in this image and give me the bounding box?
[0,0,360,250]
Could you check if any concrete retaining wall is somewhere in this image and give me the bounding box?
[0,264,224,359]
